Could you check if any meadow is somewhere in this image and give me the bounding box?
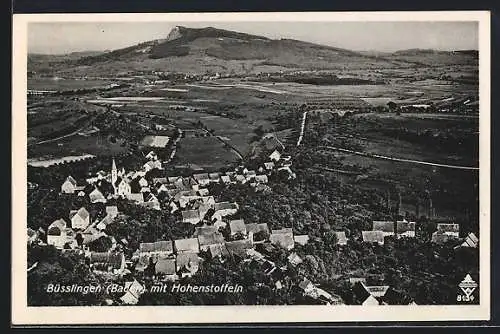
[28,78,114,91]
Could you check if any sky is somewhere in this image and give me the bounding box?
[28,21,479,54]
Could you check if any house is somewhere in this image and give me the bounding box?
[225,239,254,258]
[305,286,341,305]
[381,287,414,305]
[134,254,151,273]
[362,231,385,246]
[196,226,225,251]
[61,176,78,194]
[432,231,457,244]
[208,172,221,183]
[139,240,174,257]
[298,278,315,295]
[334,231,348,246]
[246,223,270,243]
[89,188,106,204]
[126,193,144,203]
[288,252,303,266]
[168,176,184,187]
[174,238,200,254]
[105,206,119,219]
[264,162,275,170]
[132,171,146,179]
[158,184,171,194]
[349,277,367,286]
[254,175,268,184]
[47,219,77,249]
[70,207,90,230]
[213,202,239,217]
[197,203,213,221]
[116,178,132,196]
[88,251,126,275]
[138,177,148,188]
[244,170,257,181]
[146,151,158,160]
[294,235,310,246]
[220,175,231,184]
[270,228,294,250]
[81,227,108,247]
[197,188,210,196]
[235,174,246,184]
[176,253,202,278]
[277,166,296,179]
[212,219,226,230]
[153,177,169,186]
[155,256,178,281]
[372,221,395,237]
[193,173,210,186]
[77,191,86,197]
[209,243,230,260]
[229,219,247,237]
[120,279,145,305]
[436,223,460,238]
[177,190,201,208]
[143,193,160,210]
[396,221,416,238]
[143,160,162,172]
[96,214,114,231]
[351,282,381,306]
[246,248,266,263]
[182,210,201,225]
[169,201,179,213]
[457,232,479,248]
[269,150,281,161]
[184,177,199,191]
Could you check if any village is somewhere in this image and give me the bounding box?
[26,134,479,307]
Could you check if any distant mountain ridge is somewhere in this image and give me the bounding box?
[28,26,479,75]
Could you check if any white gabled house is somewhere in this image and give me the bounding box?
[70,207,90,230]
[61,176,78,194]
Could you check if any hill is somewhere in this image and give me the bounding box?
[27,26,479,76]
[387,48,479,66]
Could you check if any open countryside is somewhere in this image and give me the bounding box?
[26,24,480,308]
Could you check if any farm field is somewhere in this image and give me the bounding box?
[28,78,114,91]
[28,133,130,159]
[174,136,241,170]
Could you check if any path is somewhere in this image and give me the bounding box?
[33,125,88,146]
[321,146,479,171]
[198,126,244,161]
[163,129,183,164]
[296,111,308,146]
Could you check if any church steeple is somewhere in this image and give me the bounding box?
[111,158,118,186]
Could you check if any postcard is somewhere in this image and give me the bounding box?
[12,11,490,325]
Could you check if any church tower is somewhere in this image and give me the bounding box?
[111,158,118,186]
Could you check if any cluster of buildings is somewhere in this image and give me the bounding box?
[360,220,478,250]
[32,147,309,304]
[361,219,416,246]
[44,205,120,250]
[350,279,416,306]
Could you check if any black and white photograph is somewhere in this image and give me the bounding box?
[12,11,490,324]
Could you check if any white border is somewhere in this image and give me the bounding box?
[12,11,491,325]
